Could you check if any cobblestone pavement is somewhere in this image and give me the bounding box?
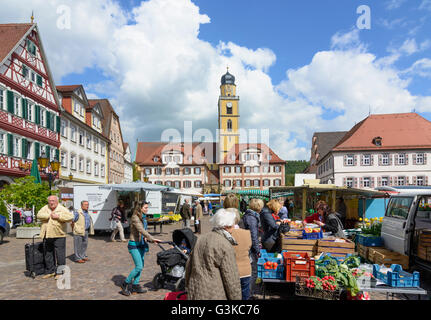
[1,215,429,300]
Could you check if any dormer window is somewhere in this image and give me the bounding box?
[373,137,382,147]
[153,156,159,162]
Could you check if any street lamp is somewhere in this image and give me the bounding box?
[68,172,74,181]
[37,150,60,190]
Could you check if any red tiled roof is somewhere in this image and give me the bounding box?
[135,142,217,166]
[56,85,81,92]
[333,113,431,151]
[0,24,33,62]
[223,143,285,164]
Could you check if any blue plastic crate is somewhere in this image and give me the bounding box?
[317,252,352,266]
[302,230,323,239]
[357,234,384,247]
[373,264,420,288]
[257,257,284,279]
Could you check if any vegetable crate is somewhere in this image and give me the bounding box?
[295,277,341,300]
[283,252,315,282]
[317,252,352,266]
[302,230,323,240]
[317,237,355,258]
[280,238,317,257]
[373,264,420,288]
[370,248,409,270]
[357,234,384,247]
[257,257,284,280]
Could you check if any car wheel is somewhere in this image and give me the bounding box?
[152,273,164,290]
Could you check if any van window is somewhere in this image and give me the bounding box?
[385,197,413,220]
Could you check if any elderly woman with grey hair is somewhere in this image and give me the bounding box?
[185,208,242,300]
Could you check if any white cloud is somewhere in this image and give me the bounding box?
[385,0,408,10]
[419,0,431,11]
[1,0,431,162]
[403,58,431,78]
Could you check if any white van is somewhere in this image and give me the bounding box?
[381,189,431,271]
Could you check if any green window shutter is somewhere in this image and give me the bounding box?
[7,134,13,156]
[21,98,27,119]
[55,149,59,161]
[7,91,14,113]
[45,110,50,129]
[56,115,60,133]
[22,65,28,78]
[35,105,40,125]
[21,138,27,159]
[45,145,50,160]
[34,142,40,159]
[36,75,43,87]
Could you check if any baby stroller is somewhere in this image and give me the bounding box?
[152,228,196,292]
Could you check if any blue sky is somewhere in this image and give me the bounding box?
[2,0,431,160]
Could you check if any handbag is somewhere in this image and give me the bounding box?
[110,219,117,231]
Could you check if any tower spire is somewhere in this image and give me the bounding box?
[31,10,34,23]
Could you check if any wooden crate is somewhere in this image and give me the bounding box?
[417,245,431,261]
[317,237,355,256]
[281,238,317,255]
[419,230,431,247]
[357,243,369,259]
[372,248,409,270]
[368,247,383,263]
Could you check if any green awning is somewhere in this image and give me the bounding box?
[223,189,270,197]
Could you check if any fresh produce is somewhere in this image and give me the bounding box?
[343,255,361,269]
[305,276,338,291]
[304,227,321,234]
[264,261,279,270]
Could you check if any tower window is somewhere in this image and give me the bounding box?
[227,119,233,131]
[226,102,233,115]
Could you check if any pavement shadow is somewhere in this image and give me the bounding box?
[112,274,127,288]
[0,240,11,245]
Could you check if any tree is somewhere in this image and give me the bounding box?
[285,160,310,186]
[0,176,58,213]
[132,162,140,182]
[0,200,8,220]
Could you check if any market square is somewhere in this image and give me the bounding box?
[1,0,431,304]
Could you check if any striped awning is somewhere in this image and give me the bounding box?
[223,189,270,197]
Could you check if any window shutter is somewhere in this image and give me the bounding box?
[7,91,14,113]
[21,138,27,159]
[413,176,417,185]
[36,75,43,87]
[405,153,409,165]
[360,154,363,166]
[405,176,409,185]
[394,154,398,166]
[370,177,375,188]
[354,178,358,188]
[56,115,60,133]
[370,155,374,166]
[343,155,347,166]
[7,134,13,156]
[45,110,50,129]
[413,154,417,165]
[359,177,363,188]
[21,98,27,119]
[34,142,40,159]
[55,149,59,161]
[354,155,358,166]
[45,145,50,160]
[389,154,393,166]
[35,105,40,124]
[377,176,381,187]
[424,154,428,165]
[426,176,429,186]
[378,154,382,166]
[343,177,346,186]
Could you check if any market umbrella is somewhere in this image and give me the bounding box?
[30,158,41,184]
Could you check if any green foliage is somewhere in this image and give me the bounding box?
[0,176,57,213]
[0,200,8,220]
[285,174,295,186]
[285,160,310,174]
[132,162,140,182]
[19,222,41,228]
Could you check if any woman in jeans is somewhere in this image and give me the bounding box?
[121,201,161,296]
[110,200,126,242]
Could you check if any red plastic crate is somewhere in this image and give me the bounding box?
[283,252,315,282]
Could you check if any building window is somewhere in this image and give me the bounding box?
[86,134,91,149]
[398,154,405,165]
[94,138,98,153]
[165,181,172,187]
[382,154,389,166]
[274,179,281,187]
[61,151,67,168]
[224,180,231,187]
[397,176,405,186]
[253,167,259,174]
[165,168,172,175]
[224,166,231,174]
[174,181,180,189]
[235,179,242,187]
[417,176,424,186]
[363,154,371,166]
[145,168,151,175]
[416,153,424,165]
[253,179,260,187]
[94,162,99,176]
[194,167,201,175]
[346,177,353,188]
[70,154,76,170]
[346,155,354,166]
[363,177,371,188]
[60,120,67,137]
[86,160,91,174]
[262,166,269,173]
[14,95,20,116]
[245,180,251,187]
[101,164,105,178]
[101,143,105,155]
[227,119,233,132]
[28,103,33,122]
[245,166,251,173]
[78,157,84,172]
[79,130,84,146]
[235,166,241,174]
[184,167,190,175]
[274,166,281,173]
[13,137,20,157]
[0,133,4,154]
[381,176,389,187]
[194,181,202,188]
[263,179,270,187]
[0,88,4,110]
[266,154,272,161]
[226,102,232,115]
[183,181,191,188]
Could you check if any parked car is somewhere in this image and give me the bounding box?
[0,215,10,244]
[380,187,431,272]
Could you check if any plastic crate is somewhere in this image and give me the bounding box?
[302,230,323,240]
[372,264,420,288]
[316,252,352,265]
[295,277,341,300]
[257,257,285,279]
[283,252,315,282]
[357,234,384,247]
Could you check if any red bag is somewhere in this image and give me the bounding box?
[164,291,187,300]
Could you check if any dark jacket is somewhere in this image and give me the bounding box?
[260,206,280,245]
[323,213,345,238]
[181,203,191,220]
[242,209,261,255]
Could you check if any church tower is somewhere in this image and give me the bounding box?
[218,69,240,162]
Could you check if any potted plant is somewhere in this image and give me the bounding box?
[16,222,42,239]
[357,217,384,247]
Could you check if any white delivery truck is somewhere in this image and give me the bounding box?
[73,183,200,232]
[379,187,431,272]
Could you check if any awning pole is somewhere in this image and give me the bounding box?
[302,188,307,220]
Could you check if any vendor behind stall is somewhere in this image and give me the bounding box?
[313,203,345,238]
[303,200,325,225]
